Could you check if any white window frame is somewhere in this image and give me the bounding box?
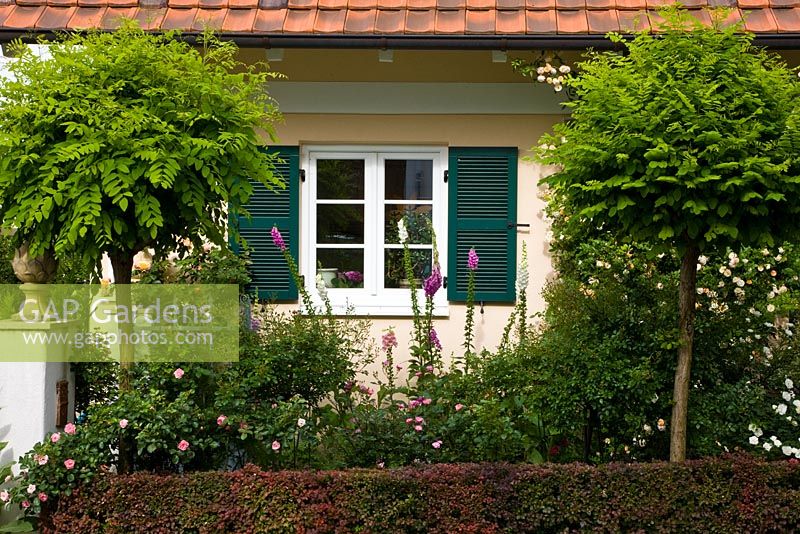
[301,145,448,316]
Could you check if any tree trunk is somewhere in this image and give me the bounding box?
[109,249,134,473]
[670,243,700,463]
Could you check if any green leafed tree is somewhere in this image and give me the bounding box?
[534,9,800,461]
[0,22,282,285]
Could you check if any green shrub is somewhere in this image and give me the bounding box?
[40,456,800,533]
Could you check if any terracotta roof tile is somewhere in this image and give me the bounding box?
[718,6,743,25]
[0,0,796,37]
[615,0,647,8]
[313,6,345,30]
[405,7,434,30]
[437,0,466,7]
[585,0,614,8]
[467,0,495,8]
[161,6,197,28]
[193,6,226,28]
[133,6,166,28]
[69,6,105,27]
[526,0,555,7]
[526,8,556,31]
[557,7,588,32]
[556,0,585,8]
[435,7,464,32]
[375,7,404,30]
[647,8,666,29]
[252,6,285,29]
[617,8,648,30]
[0,4,13,25]
[587,7,617,31]
[496,7,524,31]
[466,7,494,31]
[36,6,76,28]
[344,7,376,31]
[168,0,198,8]
[4,5,45,28]
[284,6,315,29]
[743,7,778,30]
[774,6,800,30]
[100,6,137,28]
[407,0,437,8]
[221,5,255,28]
[198,0,228,8]
[47,0,78,7]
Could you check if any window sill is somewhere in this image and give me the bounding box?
[305,291,449,317]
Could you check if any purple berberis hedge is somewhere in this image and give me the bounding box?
[42,456,800,533]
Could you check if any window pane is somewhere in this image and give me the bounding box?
[317,249,364,288]
[385,160,433,201]
[385,205,432,245]
[317,159,365,200]
[317,205,364,244]
[384,248,433,289]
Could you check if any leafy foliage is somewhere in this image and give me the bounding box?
[537,10,800,251]
[42,456,800,533]
[0,23,282,266]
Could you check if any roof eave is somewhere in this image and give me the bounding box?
[1,31,800,50]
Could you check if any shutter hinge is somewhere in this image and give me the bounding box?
[443,276,448,289]
[299,169,306,182]
[507,222,531,229]
[443,170,448,183]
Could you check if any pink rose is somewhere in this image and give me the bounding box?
[119,419,128,429]
[64,459,75,470]
[21,500,30,509]
[50,432,61,443]
[272,440,281,451]
[34,454,48,466]
[0,490,9,502]
[415,416,424,423]
[217,415,227,426]
[38,492,48,502]
[425,365,433,372]
[414,425,423,432]
[432,440,442,449]
[422,398,432,405]
[64,423,76,435]
[177,440,190,451]
[405,417,413,424]
[455,403,465,412]
[173,368,185,379]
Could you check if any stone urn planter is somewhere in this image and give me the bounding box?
[11,242,58,320]
[12,242,58,283]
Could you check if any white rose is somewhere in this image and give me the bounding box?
[749,436,759,445]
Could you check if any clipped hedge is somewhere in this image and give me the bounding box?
[43,455,799,533]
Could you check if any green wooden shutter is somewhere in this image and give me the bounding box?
[231,146,299,301]
[447,147,518,302]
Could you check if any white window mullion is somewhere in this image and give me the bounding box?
[364,153,379,297]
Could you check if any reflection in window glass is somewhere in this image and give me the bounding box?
[317,205,365,244]
[384,205,432,245]
[318,159,365,200]
[317,249,364,288]
[384,248,433,289]
[385,160,433,201]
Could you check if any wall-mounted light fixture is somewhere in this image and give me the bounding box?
[492,50,508,63]
[379,49,394,63]
[266,48,284,62]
